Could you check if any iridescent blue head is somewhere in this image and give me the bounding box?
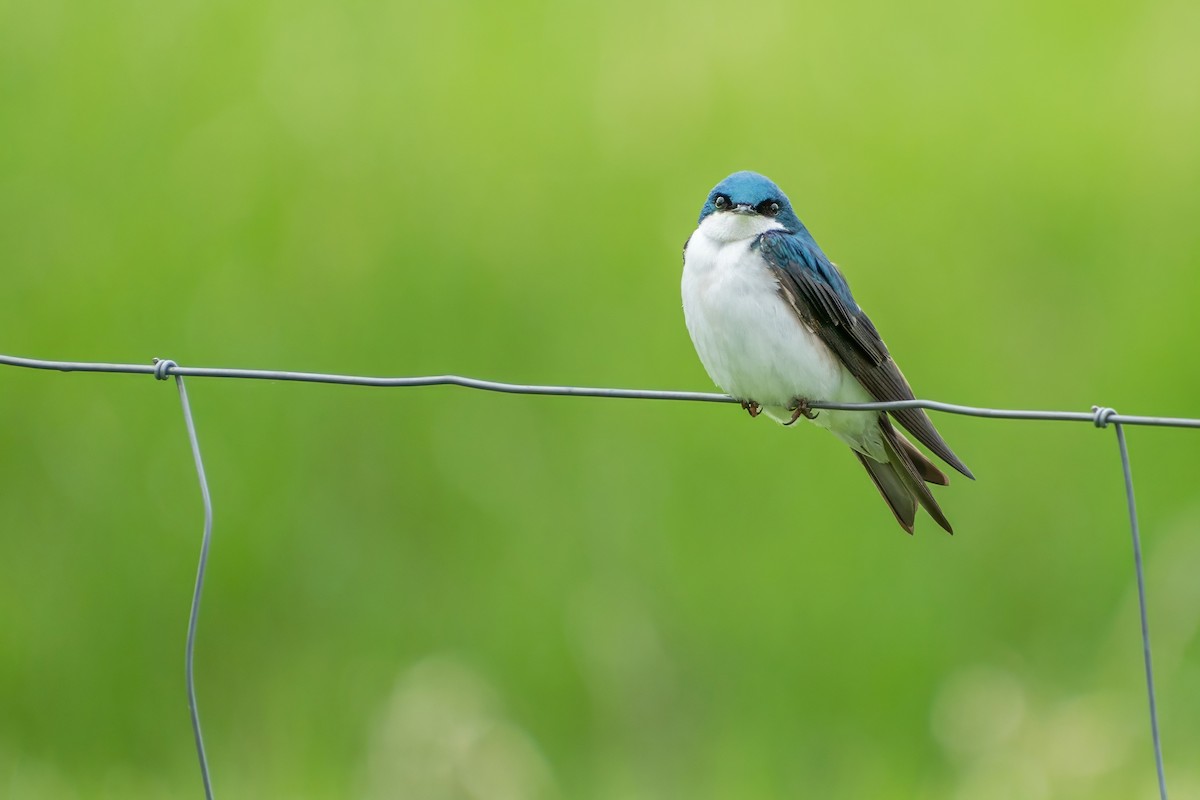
[697,171,804,232]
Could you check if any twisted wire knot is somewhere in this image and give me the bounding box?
[1091,405,1118,428]
[153,358,178,381]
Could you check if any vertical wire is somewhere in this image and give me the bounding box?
[1113,422,1168,799]
[175,375,215,800]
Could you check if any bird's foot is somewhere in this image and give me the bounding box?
[784,397,819,426]
[740,399,762,418]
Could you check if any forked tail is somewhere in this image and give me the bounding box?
[854,417,953,534]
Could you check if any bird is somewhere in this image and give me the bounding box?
[681,170,973,534]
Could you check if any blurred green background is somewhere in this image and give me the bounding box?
[2,1,1199,797]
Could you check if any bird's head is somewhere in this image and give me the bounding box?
[697,171,803,242]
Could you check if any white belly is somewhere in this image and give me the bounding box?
[682,230,881,455]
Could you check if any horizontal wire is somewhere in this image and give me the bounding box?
[2,349,1185,798]
[2,353,1198,429]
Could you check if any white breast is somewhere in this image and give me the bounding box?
[681,215,880,453]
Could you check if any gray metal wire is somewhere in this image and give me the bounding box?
[3,351,1193,800]
[1111,422,1169,800]
[156,360,215,800]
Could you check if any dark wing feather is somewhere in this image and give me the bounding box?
[756,230,974,479]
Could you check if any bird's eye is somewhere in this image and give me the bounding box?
[759,200,781,217]
[713,195,729,209]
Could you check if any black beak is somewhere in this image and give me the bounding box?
[732,203,757,215]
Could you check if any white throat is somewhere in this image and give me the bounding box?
[696,211,786,244]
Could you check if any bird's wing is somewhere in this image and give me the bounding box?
[755,230,973,479]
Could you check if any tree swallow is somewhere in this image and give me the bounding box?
[681,171,973,534]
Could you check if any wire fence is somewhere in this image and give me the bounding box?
[3,351,1195,800]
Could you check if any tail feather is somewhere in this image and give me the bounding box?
[854,451,917,533]
[896,434,949,486]
[856,418,954,535]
